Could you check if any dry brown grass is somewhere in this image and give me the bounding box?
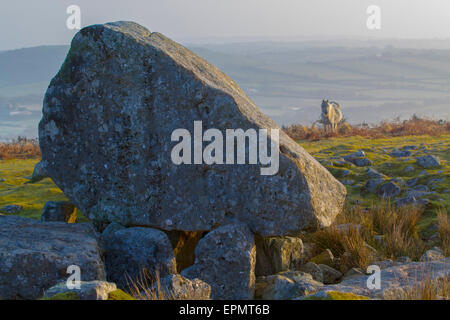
[0,136,41,159]
[310,202,427,272]
[283,116,450,141]
[437,210,450,257]
[126,268,175,300]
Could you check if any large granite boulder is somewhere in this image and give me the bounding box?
[181,223,256,299]
[0,216,105,300]
[104,227,176,289]
[39,21,346,237]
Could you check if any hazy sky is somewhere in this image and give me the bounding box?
[2,0,450,50]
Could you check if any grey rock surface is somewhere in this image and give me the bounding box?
[30,161,49,183]
[377,181,401,198]
[181,223,255,299]
[255,271,323,300]
[315,258,450,299]
[0,215,105,300]
[39,21,346,237]
[104,227,176,289]
[255,236,303,276]
[44,281,117,300]
[153,274,211,300]
[416,155,441,168]
[41,201,77,223]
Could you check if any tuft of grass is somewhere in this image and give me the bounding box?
[126,269,175,300]
[311,202,429,272]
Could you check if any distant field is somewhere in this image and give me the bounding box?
[1,135,447,234]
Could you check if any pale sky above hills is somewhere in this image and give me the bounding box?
[2,0,450,50]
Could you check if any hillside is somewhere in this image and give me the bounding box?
[1,42,450,139]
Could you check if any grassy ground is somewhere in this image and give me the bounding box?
[0,158,88,221]
[300,134,449,231]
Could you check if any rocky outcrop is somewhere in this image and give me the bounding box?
[39,21,346,237]
[0,216,105,300]
[181,223,256,299]
[104,227,176,289]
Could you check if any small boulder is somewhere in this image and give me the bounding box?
[404,165,415,173]
[153,274,211,300]
[181,223,256,300]
[318,264,343,284]
[420,248,445,262]
[390,150,411,158]
[364,178,385,193]
[41,201,76,223]
[377,181,401,198]
[366,168,385,179]
[30,161,49,182]
[104,227,177,289]
[101,222,126,242]
[255,236,303,276]
[416,155,441,168]
[299,262,324,283]
[256,271,323,300]
[44,281,117,300]
[310,249,334,267]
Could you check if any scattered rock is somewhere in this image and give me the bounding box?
[402,145,418,151]
[255,236,303,276]
[0,205,23,214]
[39,21,346,237]
[342,268,365,280]
[405,166,415,173]
[104,227,177,289]
[310,249,334,267]
[366,168,385,179]
[353,158,373,167]
[30,161,49,183]
[416,155,441,168]
[420,248,445,262]
[406,177,419,187]
[0,215,105,300]
[299,262,324,283]
[153,274,211,300]
[41,201,76,223]
[340,179,355,185]
[318,264,342,284]
[44,281,117,300]
[342,170,351,177]
[256,271,323,300]
[390,150,411,158]
[364,178,385,193]
[377,181,401,198]
[181,223,256,300]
